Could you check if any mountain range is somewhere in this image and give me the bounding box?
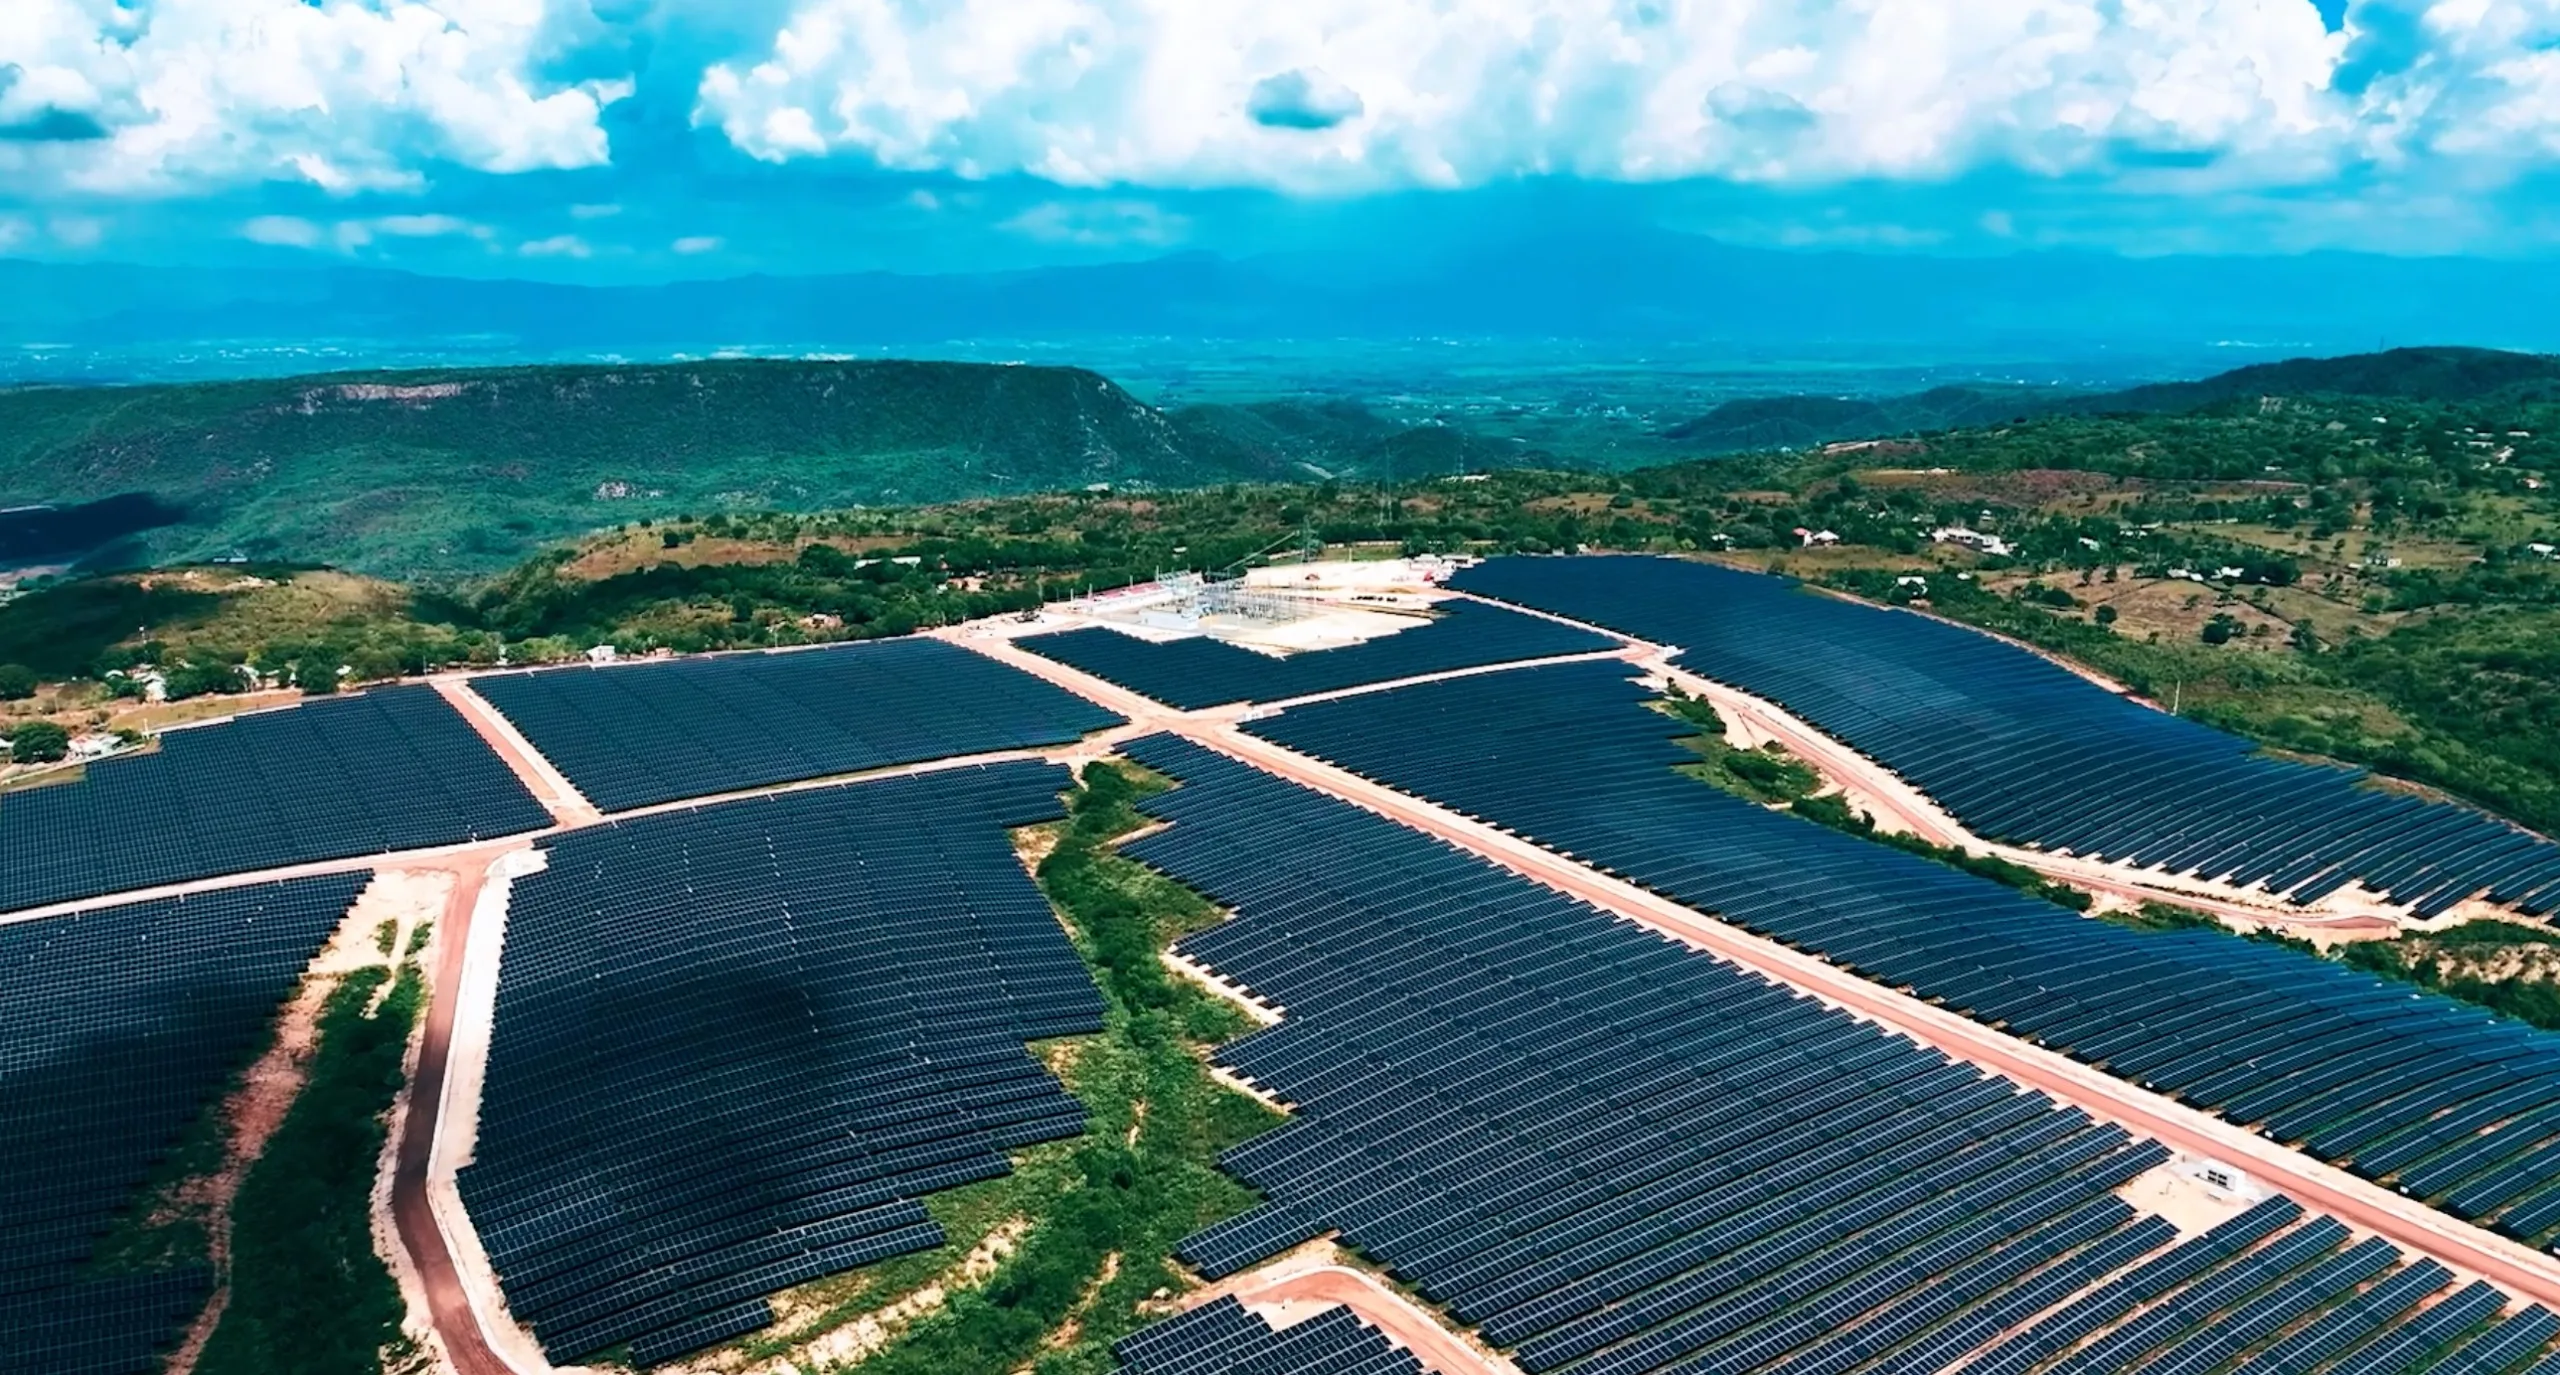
[13,235,2560,365]
[4,345,2551,581]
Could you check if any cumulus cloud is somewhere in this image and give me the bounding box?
[690,0,2384,191]
[672,234,724,254]
[520,232,593,257]
[1,0,628,195]
[1248,69,1364,131]
[681,0,2560,198]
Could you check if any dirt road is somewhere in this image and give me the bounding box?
[389,847,525,1375]
[1221,1264,1519,1375]
[1183,723,2560,1310]
[1461,591,2422,934]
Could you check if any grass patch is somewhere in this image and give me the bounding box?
[2337,930,2560,1032]
[196,963,423,1375]
[757,761,1282,1375]
[1660,694,1822,805]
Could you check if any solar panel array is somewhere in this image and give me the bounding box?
[1240,662,2560,1248]
[456,762,1103,1366]
[1453,555,2560,918]
[0,686,549,915]
[470,636,1124,812]
[1117,736,2553,1375]
[1113,1296,1423,1375]
[1,876,365,1375]
[1019,600,1615,709]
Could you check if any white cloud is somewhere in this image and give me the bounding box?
[520,232,593,257]
[373,213,482,238]
[1000,199,1187,246]
[1,0,628,196]
[687,0,2560,193]
[672,234,724,254]
[570,202,623,218]
[241,213,323,248]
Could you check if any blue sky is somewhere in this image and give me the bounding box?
[2,0,2555,281]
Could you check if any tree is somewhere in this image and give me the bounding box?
[0,664,35,700]
[2201,613,2242,646]
[10,720,70,764]
[2093,605,2120,628]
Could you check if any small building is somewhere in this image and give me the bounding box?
[586,645,619,664]
[1931,527,2014,557]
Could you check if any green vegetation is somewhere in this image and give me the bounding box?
[2336,927,2560,1032]
[2107,902,2224,934]
[1661,690,2095,911]
[197,964,423,1375]
[763,763,1281,1374]
[0,360,1551,580]
[1787,793,2097,912]
[9,718,69,763]
[1660,693,1821,805]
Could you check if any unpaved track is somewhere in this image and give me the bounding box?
[389,846,523,1375]
[1222,1264,1518,1375]
[1181,722,2560,1310]
[1457,590,2424,933]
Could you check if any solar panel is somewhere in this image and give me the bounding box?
[469,636,1123,812]
[455,761,1103,1364]
[1239,659,2560,1245]
[1451,555,2560,916]
[1020,599,1615,709]
[0,687,549,914]
[1110,736,2531,1375]
[1115,1297,1426,1375]
[0,876,365,1374]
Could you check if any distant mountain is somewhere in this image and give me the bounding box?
[2086,346,2560,412]
[1660,346,2560,453]
[1666,386,2055,451]
[1170,399,1552,479]
[0,360,1301,579]
[13,238,2560,367]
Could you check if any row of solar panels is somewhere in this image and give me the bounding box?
[1018,599,1615,710]
[0,876,366,1375]
[0,636,1123,923]
[1113,1295,1422,1375]
[0,686,549,915]
[471,636,1124,812]
[1118,735,2556,1375]
[1451,555,2560,917]
[1239,661,2560,1248]
[456,762,1103,1366]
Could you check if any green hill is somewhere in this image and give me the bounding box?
[2084,346,2560,413]
[0,360,1299,580]
[1663,347,2560,454]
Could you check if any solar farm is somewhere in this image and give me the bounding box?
[10,553,2560,1375]
[1452,556,2560,920]
[1243,660,2560,1247]
[0,877,367,1375]
[0,685,549,914]
[1020,598,1617,709]
[469,636,1123,812]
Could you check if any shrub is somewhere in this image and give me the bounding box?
[9,719,69,764]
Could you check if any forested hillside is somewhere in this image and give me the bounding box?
[0,360,1327,577]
